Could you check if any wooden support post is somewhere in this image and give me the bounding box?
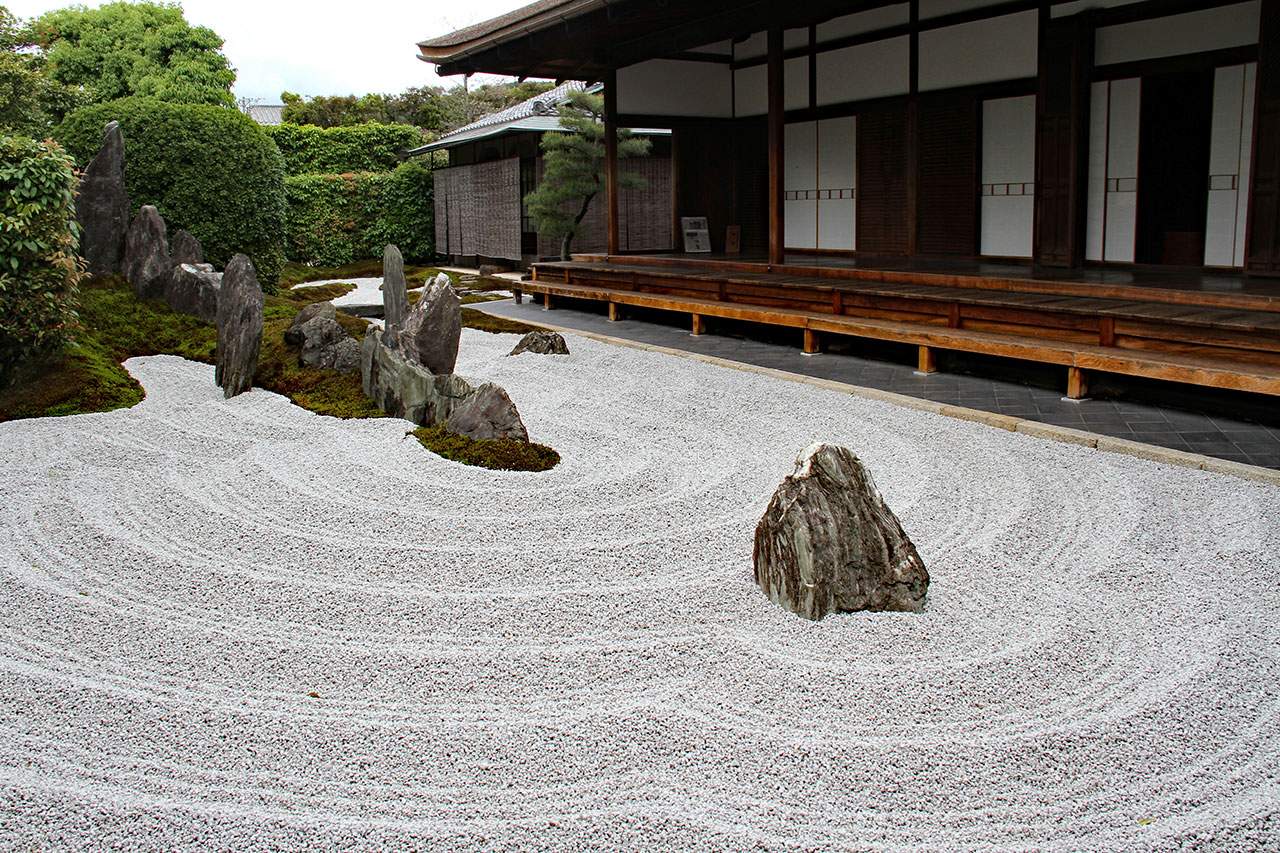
[1099,315,1116,346]
[803,328,819,354]
[608,302,619,322]
[604,69,620,256]
[1067,366,1089,399]
[543,293,554,311]
[948,302,961,328]
[691,313,707,336]
[832,291,843,315]
[917,345,937,374]
[767,26,785,266]
[513,287,523,305]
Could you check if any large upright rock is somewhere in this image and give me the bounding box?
[753,443,929,620]
[123,205,170,299]
[167,263,221,323]
[399,273,460,375]
[382,244,408,328]
[215,254,264,399]
[76,121,130,276]
[446,383,529,442]
[170,230,204,267]
[361,328,473,425]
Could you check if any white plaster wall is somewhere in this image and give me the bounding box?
[1052,0,1144,18]
[785,28,809,50]
[919,11,1038,92]
[1204,63,1257,267]
[617,59,732,117]
[1086,81,1109,262]
[816,36,911,106]
[980,95,1035,258]
[735,64,767,117]
[785,121,818,192]
[818,117,857,250]
[1095,1,1259,66]
[816,4,910,43]
[919,0,1005,20]
[786,56,810,111]
[736,32,767,61]
[785,200,818,248]
[1104,78,1141,263]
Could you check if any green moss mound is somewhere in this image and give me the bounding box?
[412,426,560,472]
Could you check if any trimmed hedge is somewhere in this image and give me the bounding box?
[265,123,423,175]
[55,97,287,292]
[0,135,84,386]
[284,161,433,267]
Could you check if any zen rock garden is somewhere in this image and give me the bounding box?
[754,443,930,620]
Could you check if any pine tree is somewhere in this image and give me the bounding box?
[524,90,651,260]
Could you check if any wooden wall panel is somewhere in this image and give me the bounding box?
[1247,0,1280,274]
[857,104,910,255]
[1034,15,1093,268]
[917,93,978,256]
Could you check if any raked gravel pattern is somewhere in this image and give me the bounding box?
[1,330,1278,852]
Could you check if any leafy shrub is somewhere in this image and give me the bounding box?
[0,135,83,386]
[265,123,422,175]
[55,97,287,292]
[283,161,433,267]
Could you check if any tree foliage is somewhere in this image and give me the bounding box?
[0,134,83,385]
[28,1,235,107]
[56,98,287,290]
[523,91,651,260]
[0,6,85,135]
[281,80,556,134]
[265,122,423,176]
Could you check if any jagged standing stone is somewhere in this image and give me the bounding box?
[399,272,460,375]
[446,382,529,442]
[170,229,204,267]
[215,254,264,399]
[361,328,473,425]
[167,263,221,323]
[753,443,929,620]
[123,205,170,300]
[508,330,569,356]
[382,244,407,328]
[76,121,130,276]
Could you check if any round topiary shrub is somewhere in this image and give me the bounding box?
[0,134,84,387]
[56,97,287,292]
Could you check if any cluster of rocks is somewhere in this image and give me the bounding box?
[283,302,360,375]
[754,443,930,620]
[361,245,529,441]
[76,120,262,400]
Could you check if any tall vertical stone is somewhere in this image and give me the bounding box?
[399,273,460,375]
[122,205,171,300]
[76,121,130,276]
[170,230,204,267]
[215,254,264,399]
[383,243,407,327]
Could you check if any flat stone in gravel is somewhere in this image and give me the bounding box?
[382,244,408,328]
[75,121,129,276]
[399,273,460,375]
[509,330,569,356]
[123,204,170,300]
[361,327,472,425]
[214,254,263,398]
[754,442,929,619]
[446,382,529,441]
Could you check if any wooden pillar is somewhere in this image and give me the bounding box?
[608,302,620,322]
[1246,0,1280,274]
[768,26,785,266]
[917,345,937,374]
[1067,366,1089,399]
[803,328,819,354]
[1033,10,1093,268]
[604,69,621,256]
[906,1,920,256]
[543,293,554,311]
[691,313,707,335]
[1099,316,1116,346]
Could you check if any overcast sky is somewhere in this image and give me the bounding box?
[4,0,535,101]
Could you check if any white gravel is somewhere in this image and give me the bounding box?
[1,330,1278,852]
[293,277,384,311]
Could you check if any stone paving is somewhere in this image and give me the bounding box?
[476,297,1280,470]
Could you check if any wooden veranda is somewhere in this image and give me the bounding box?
[518,254,1280,398]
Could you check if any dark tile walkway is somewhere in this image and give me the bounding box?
[477,298,1280,470]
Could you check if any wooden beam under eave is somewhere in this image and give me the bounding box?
[768,26,785,266]
[604,69,621,256]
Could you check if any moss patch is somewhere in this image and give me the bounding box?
[279,281,357,304]
[461,307,543,336]
[412,426,560,472]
